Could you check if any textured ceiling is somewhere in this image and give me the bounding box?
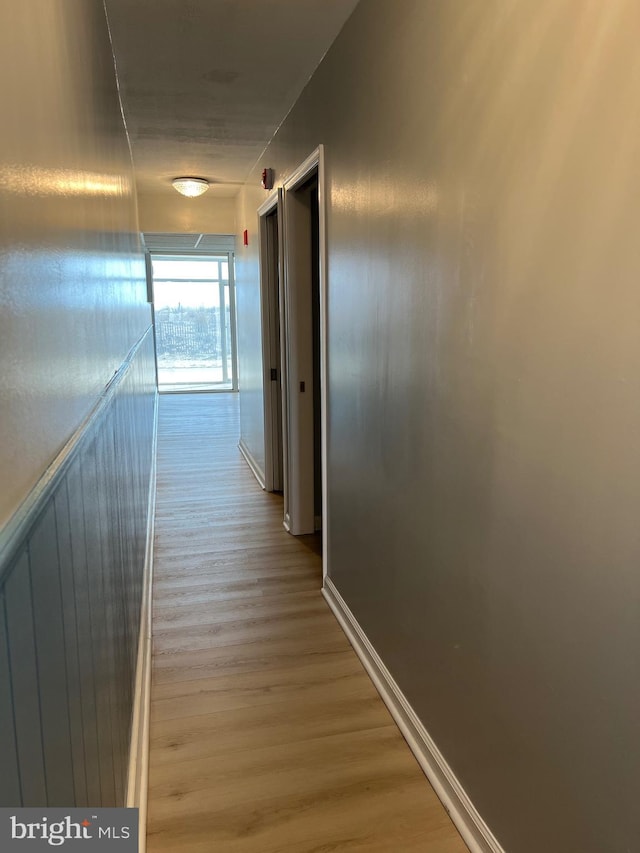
[105,0,359,198]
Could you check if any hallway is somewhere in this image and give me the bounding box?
[146,393,467,852]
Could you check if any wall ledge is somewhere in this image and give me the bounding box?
[0,326,154,577]
[322,577,505,853]
[125,388,158,853]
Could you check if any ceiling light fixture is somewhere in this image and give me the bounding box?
[172,177,210,197]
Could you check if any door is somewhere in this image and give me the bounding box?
[265,207,284,491]
[282,148,326,539]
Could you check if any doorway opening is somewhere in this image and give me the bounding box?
[279,146,327,556]
[150,253,238,392]
[258,193,285,493]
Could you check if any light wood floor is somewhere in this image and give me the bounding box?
[146,393,468,853]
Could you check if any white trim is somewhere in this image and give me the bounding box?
[126,389,159,853]
[238,437,266,490]
[284,147,324,192]
[317,145,329,583]
[257,189,280,218]
[322,577,505,853]
[281,146,329,581]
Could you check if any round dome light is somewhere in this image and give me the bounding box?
[172,177,210,197]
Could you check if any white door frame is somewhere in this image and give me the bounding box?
[257,188,286,493]
[282,145,328,578]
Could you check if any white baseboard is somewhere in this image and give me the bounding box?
[126,390,158,853]
[238,437,266,489]
[322,577,505,853]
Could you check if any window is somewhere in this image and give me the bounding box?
[151,254,237,391]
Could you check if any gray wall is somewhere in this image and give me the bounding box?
[236,190,268,479]
[137,192,236,235]
[0,0,155,806]
[235,2,640,851]
[0,0,151,528]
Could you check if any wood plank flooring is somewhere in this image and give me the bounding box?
[146,393,468,853]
